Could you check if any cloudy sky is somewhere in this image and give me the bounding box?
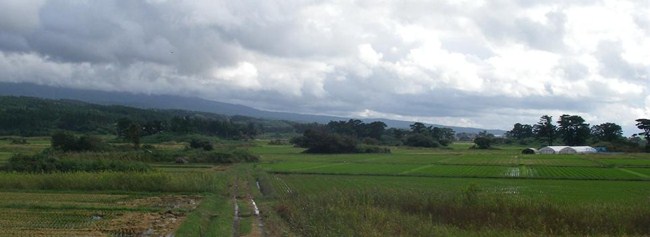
[1,0,649,134]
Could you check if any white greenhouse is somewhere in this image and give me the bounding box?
[558,146,597,154]
[538,146,569,154]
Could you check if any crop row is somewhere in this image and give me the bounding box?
[531,167,642,179]
[270,173,650,203]
[596,158,650,167]
[0,208,114,229]
[263,162,650,180]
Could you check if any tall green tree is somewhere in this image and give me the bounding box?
[127,123,141,148]
[367,121,387,140]
[409,122,428,135]
[636,119,650,152]
[431,127,455,146]
[533,115,557,146]
[506,123,534,140]
[591,122,623,142]
[557,114,590,146]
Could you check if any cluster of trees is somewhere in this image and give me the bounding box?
[403,122,455,148]
[115,116,261,145]
[290,119,390,153]
[290,119,457,153]
[505,115,650,152]
[51,131,107,152]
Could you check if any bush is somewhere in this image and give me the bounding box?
[5,152,151,173]
[362,138,380,145]
[189,138,214,151]
[404,134,440,148]
[268,139,288,145]
[146,148,259,164]
[356,145,391,154]
[291,129,358,153]
[473,137,492,149]
[51,131,107,152]
[10,138,28,144]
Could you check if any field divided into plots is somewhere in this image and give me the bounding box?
[0,191,203,237]
[255,144,650,203]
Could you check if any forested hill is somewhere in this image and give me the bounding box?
[0,82,505,135]
[0,96,295,136]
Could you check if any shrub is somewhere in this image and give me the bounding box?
[356,145,391,154]
[10,138,28,144]
[404,134,440,148]
[5,152,151,173]
[189,138,214,151]
[473,137,492,149]
[291,129,358,153]
[362,138,380,145]
[146,148,259,164]
[51,131,107,152]
[268,139,288,145]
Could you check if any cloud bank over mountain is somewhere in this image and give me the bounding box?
[0,0,648,134]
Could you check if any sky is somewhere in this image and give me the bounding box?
[0,0,649,135]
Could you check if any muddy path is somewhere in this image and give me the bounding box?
[232,175,266,237]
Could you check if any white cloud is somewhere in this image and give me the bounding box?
[213,61,261,90]
[358,44,382,67]
[0,0,649,135]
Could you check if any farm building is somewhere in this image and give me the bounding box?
[521,148,538,154]
[559,146,597,154]
[538,146,569,154]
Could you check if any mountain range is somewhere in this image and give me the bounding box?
[0,82,505,135]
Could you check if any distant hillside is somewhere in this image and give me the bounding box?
[0,82,505,135]
[0,96,294,136]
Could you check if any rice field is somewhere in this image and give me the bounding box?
[255,143,650,206]
[0,191,204,237]
[3,138,650,236]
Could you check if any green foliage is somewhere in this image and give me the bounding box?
[148,148,259,164]
[533,115,557,146]
[175,194,232,237]
[473,136,492,149]
[557,114,591,146]
[407,122,455,147]
[5,152,151,173]
[10,138,28,144]
[0,96,292,138]
[404,134,440,148]
[292,129,358,153]
[636,118,650,152]
[275,188,650,236]
[326,119,386,140]
[51,131,107,152]
[0,171,224,192]
[506,123,534,143]
[189,138,214,151]
[355,145,391,154]
[291,129,391,154]
[268,139,288,145]
[591,122,623,142]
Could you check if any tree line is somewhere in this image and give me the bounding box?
[290,119,456,153]
[505,115,650,152]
